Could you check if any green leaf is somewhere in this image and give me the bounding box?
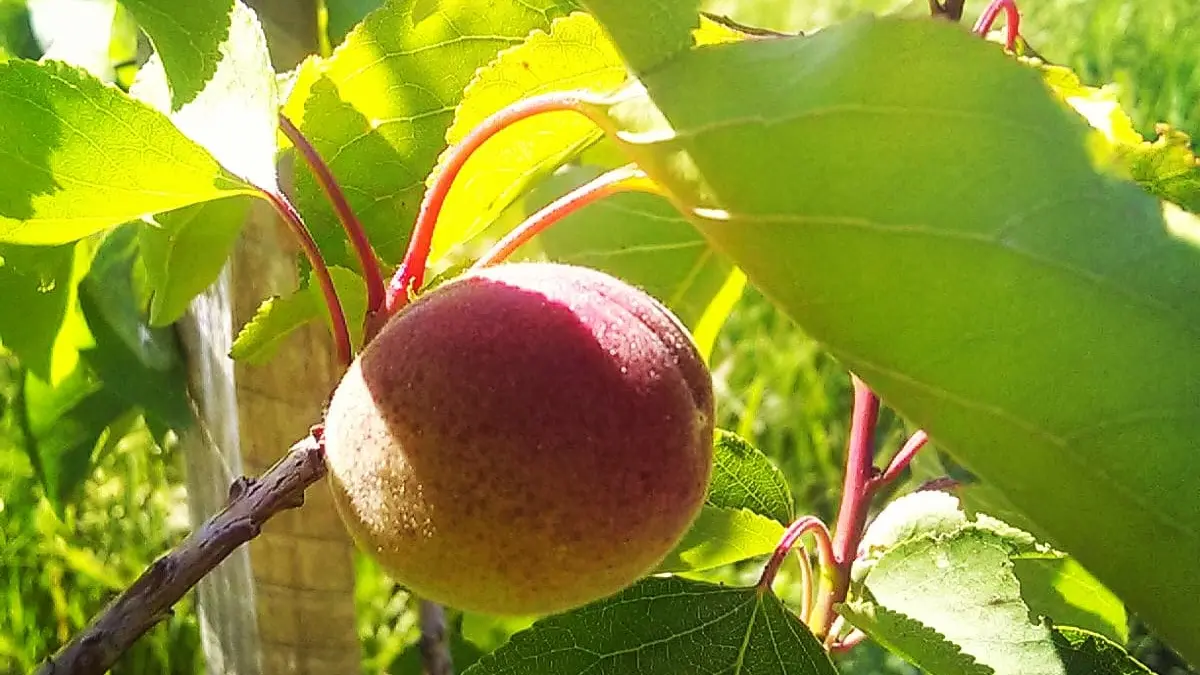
[462,575,836,675]
[282,0,579,269]
[655,505,782,573]
[579,0,699,74]
[139,196,250,326]
[0,242,75,378]
[1013,557,1128,645]
[119,0,235,109]
[707,429,794,525]
[21,363,129,509]
[838,600,989,675]
[1116,126,1200,213]
[229,266,367,364]
[79,225,192,429]
[526,162,735,328]
[586,16,1200,660]
[1052,627,1153,675]
[129,0,279,191]
[428,11,625,264]
[0,58,253,244]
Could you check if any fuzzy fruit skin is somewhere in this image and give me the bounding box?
[323,262,713,615]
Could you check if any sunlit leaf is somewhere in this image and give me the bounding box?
[1013,557,1128,644]
[130,0,279,192]
[429,11,626,264]
[838,600,989,675]
[463,575,836,675]
[0,58,252,244]
[655,505,782,573]
[0,242,75,378]
[282,0,579,269]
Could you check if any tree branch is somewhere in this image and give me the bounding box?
[418,599,455,675]
[35,430,329,675]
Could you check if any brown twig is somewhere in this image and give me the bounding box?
[35,431,329,675]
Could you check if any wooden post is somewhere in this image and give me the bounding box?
[176,1,362,672]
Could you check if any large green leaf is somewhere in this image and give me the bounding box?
[1013,557,1128,645]
[281,0,579,269]
[119,0,235,109]
[583,16,1200,660]
[463,575,837,675]
[838,600,990,675]
[0,58,252,244]
[428,11,624,264]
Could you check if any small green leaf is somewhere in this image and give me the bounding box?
[838,599,990,675]
[79,226,192,429]
[119,0,235,109]
[463,575,836,675]
[580,0,700,74]
[655,505,782,573]
[130,0,279,191]
[0,58,252,244]
[139,196,250,326]
[428,11,625,263]
[230,266,367,364]
[707,429,794,525]
[1053,627,1153,675]
[0,242,75,378]
[282,0,579,268]
[527,162,734,328]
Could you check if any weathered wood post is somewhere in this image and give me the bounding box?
[176,2,362,672]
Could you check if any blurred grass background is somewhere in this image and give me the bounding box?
[2,0,1198,673]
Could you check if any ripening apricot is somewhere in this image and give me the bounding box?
[322,262,714,615]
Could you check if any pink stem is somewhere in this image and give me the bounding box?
[870,429,929,490]
[471,165,652,269]
[757,516,833,596]
[386,93,596,313]
[809,375,880,639]
[259,188,352,366]
[972,0,1020,51]
[278,113,385,316]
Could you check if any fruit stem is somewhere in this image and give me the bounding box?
[869,429,929,491]
[386,93,598,314]
[972,0,1020,50]
[808,376,880,640]
[796,544,815,623]
[472,165,657,269]
[278,113,386,316]
[259,188,353,366]
[831,627,867,652]
[757,516,833,593]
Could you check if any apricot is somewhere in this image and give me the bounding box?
[322,262,714,615]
